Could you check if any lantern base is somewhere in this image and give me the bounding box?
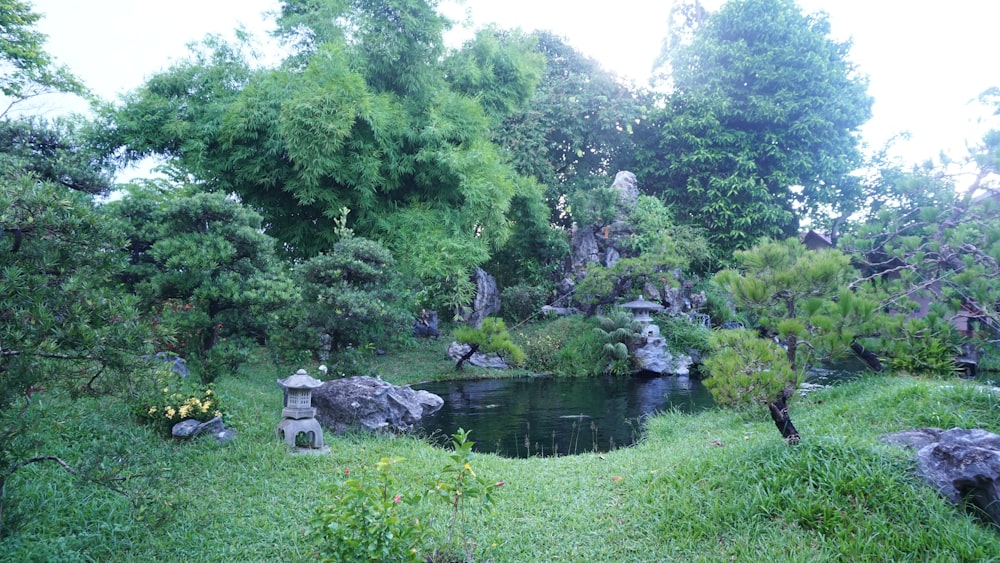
[277,417,325,449]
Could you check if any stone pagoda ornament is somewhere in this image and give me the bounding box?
[620,296,664,326]
[276,369,325,449]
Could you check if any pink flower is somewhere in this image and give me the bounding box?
[495,481,506,487]
[393,494,402,504]
[344,468,350,476]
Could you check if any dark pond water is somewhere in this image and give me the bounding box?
[412,374,714,458]
[412,359,869,459]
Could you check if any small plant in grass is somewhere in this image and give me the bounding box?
[312,457,428,562]
[427,428,504,562]
[132,367,223,436]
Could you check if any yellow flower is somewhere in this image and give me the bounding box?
[178,405,192,418]
[162,387,169,393]
[200,401,211,413]
[148,406,157,415]
[205,389,214,396]
[213,410,222,417]
[464,463,476,477]
[165,406,176,419]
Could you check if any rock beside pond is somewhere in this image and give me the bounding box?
[633,332,692,375]
[312,376,444,434]
[881,427,1000,527]
[446,342,510,369]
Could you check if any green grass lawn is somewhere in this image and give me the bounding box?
[4,344,1000,561]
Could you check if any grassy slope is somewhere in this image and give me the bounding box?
[3,343,1000,561]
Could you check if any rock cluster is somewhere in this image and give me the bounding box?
[171,416,237,444]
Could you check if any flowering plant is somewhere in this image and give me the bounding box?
[311,457,428,562]
[133,367,224,435]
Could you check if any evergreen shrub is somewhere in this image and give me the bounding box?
[500,283,550,322]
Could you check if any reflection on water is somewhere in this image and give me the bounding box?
[412,374,716,458]
[413,360,869,459]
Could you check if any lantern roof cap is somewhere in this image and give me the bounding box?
[277,369,324,390]
[619,297,663,311]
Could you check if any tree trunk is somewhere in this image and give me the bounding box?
[850,341,883,372]
[767,387,800,444]
[455,344,479,371]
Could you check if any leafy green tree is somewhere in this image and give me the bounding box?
[274,232,414,369]
[703,327,797,414]
[637,0,871,256]
[106,184,295,382]
[0,2,151,530]
[709,238,874,442]
[492,31,651,227]
[453,317,525,371]
[484,175,569,291]
[0,117,112,193]
[839,109,1000,374]
[97,0,538,311]
[0,165,153,532]
[443,26,544,120]
[0,0,85,114]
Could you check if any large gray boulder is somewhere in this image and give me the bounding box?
[568,171,640,277]
[460,268,500,328]
[311,376,443,434]
[881,427,1000,526]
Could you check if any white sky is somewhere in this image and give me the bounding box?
[24,0,1000,171]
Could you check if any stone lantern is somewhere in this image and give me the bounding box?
[620,297,664,325]
[276,369,325,449]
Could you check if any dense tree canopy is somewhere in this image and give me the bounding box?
[637,0,872,256]
[710,238,875,441]
[492,31,650,227]
[97,0,549,310]
[106,184,295,381]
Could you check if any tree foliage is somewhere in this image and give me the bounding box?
[703,328,797,408]
[106,184,295,382]
[0,0,85,115]
[0,8,154,530]
[840,123,1000,374]
[274,233,414,365]
[638,0,871,256]
[97,0,546,310]
[453,317,525,370]
[0,118,112,194]
[709,238,874,441]
[492,31,650,227]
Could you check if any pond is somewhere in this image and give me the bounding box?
[412,374,714,458]
[412,359,869,459]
